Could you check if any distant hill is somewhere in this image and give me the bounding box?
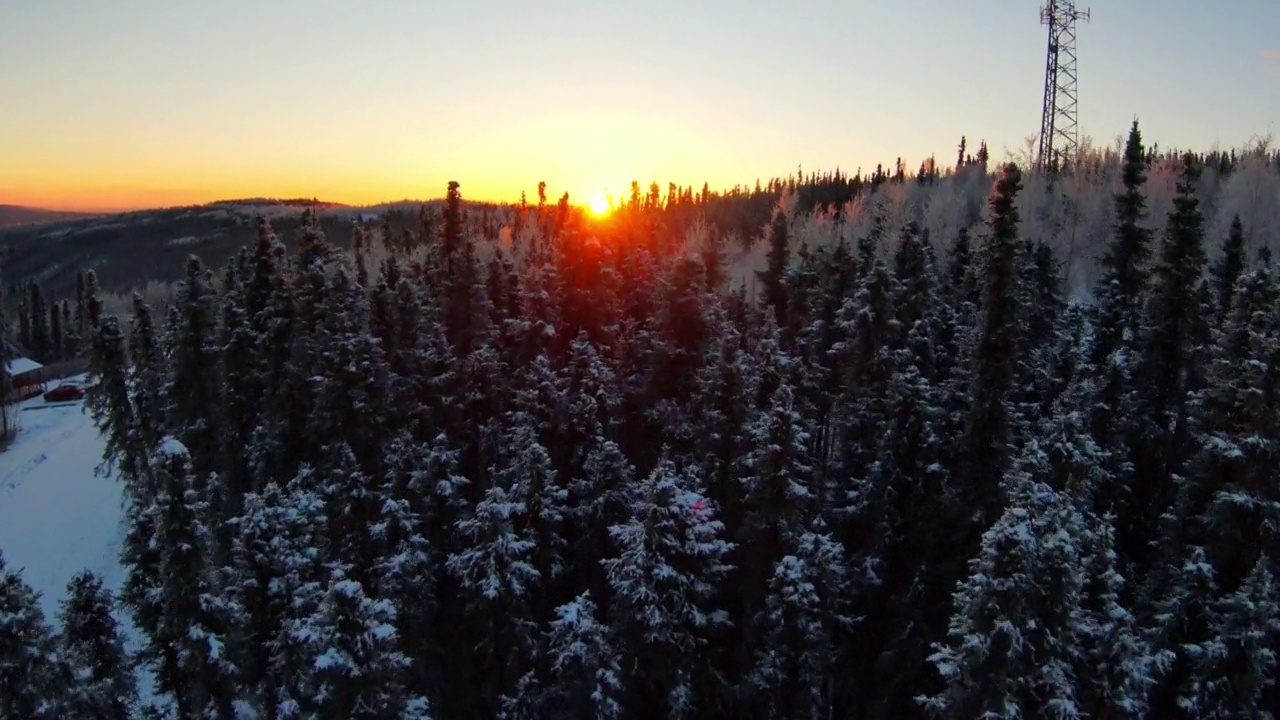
[0,205,99,228]
[0,196,486,302]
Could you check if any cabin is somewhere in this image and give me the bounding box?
[7,356,42,386]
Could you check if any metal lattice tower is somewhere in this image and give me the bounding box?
[1036,0,1090,172]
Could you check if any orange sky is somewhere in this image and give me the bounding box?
[3,1,1276,213]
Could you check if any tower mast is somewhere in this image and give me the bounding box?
[1037,0,1090,172]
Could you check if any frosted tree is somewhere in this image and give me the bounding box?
[1072,514,1165,718]
[1178,557,1280,719]
[1209,214,1247,325]
[960,163,1028,529]
[445,453,542,715]
[0,551,67,719]
[1187,260,1280,591]
[164,255,223,483]
[749,526,854,719]
[540,593,624,720]
[57,571,137,720]
[603,456,734,719]
[921,479,1086,719]
[228,476,329,717]
[131,440,237,719]
[286,565,429,719]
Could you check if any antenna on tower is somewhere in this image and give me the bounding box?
[1036,0,1090,172]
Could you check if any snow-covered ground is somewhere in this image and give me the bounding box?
[0,379,126,619]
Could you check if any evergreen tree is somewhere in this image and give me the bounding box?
[0,551,67,719]
[1178,557,1279,719]
[921,480,1086,720]
[540,593,624,720]
[58,571,137,720]
[757,209,791,327]
[748,526,853,719]
[130,440,237,719]
[961,163,1026,528]
[1209,214,1247,325]
[1091,120,1153,366]
[165,256,223,484]
[288,565,429,719]
[603,457,733,719]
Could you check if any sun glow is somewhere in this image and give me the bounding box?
[587,192,612,217]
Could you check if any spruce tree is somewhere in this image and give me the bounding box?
[58,571,137,720]
[541,593,624,720]
[603,457,733,719]
[1209,214,1247,325]
[921,480,1086,719]
[961,163,1026,529]
[0,551,67,719]
[1091,120,1153,366]
[757,209,791,327]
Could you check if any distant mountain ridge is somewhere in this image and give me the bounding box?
[0,205,100,228]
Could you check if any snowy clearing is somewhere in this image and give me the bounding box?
[0,379,126,619]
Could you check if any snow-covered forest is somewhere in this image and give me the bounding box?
[3,121,1280,719]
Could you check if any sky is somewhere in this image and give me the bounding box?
[0,0,1276,212]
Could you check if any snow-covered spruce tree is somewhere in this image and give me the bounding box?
[757,209,791,328]
[1147,546,1220,717]
[1185,259,1280,591]
[736,345,815,600]
[375,433,448,684]
[851,243,961,719]
[1072,514,1165,718]
[1130,153,1210,573]
[86,312,139,481]
[749,524,853,720]
[603,455,734,719]
[130,440,237,720]
[920,478,1086,720]
[286,564,429,720]
[57,570,137,720]
[217,251,261,508]
[0,551,67,719]
[829,251,898,503]
[164,255,223,485]
[227,476,328,718]
[1209,214,1247,326]
[537,592,624,720]
[445,442,543,717]
[1178,556,1280,719]
[960,162,1027,532]
[306,268,390,474]
[127,293,168,476]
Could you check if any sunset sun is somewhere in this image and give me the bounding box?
[588,192,611,217]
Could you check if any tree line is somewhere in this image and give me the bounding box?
[2,122,1279,719]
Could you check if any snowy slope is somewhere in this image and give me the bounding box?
[0,380,126,619]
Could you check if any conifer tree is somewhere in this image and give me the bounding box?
[541,593,624,720]
[1072,515,1164,718]
[1209,214,1247,323]
[961,163,1026,527]
[921,480,1086,720]
[58,571,137,720]
[288,565,429,719]
[165,256,223,483]
[749,525,853,719]
[1178,557,1279,719]
[603,457,734,719]
[1091,120,1153,366]
[757,209,791,327]
[131,440,237,719]
[0,551,67,719]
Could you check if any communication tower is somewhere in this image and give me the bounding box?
[1036,1,1090,171]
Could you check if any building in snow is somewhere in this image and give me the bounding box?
[7,356,42,385]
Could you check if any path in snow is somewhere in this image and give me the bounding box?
[0,383,127,619]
